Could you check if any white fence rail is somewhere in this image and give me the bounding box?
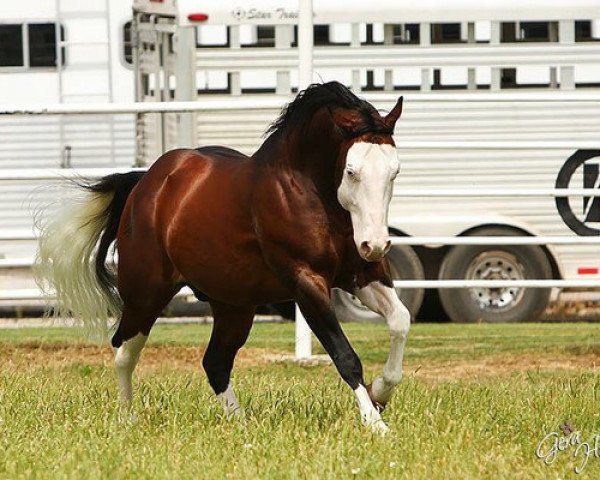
[0,100,598,298]
[2,92,600,117]
[3,236,600,247]
[0,170,598,295]
[194,43,600,71]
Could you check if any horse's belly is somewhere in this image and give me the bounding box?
[168,231,291,306]
[182,257,292,306]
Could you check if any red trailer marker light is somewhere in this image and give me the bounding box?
[188,13,209,22]
[577,267,599,275]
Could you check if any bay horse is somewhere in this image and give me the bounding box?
[36,81,409,434]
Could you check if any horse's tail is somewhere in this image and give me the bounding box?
[35,171,145,338]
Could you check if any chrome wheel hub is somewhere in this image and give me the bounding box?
[466,251,525,311]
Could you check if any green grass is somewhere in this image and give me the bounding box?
[2,322,600,479]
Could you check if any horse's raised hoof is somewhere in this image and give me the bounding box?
[366,383,387,413]
[368,419,390,436]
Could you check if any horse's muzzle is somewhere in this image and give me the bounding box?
[359,239,392,262]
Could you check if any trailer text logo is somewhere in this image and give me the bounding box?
[231,7,299,21]
[555,150,600,236]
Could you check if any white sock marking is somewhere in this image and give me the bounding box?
[217,384,243,418]
[356,282,411,404]
[354,385,389,435]
[114,333,147,405]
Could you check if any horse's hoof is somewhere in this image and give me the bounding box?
[229,407,245,420]
[369,419,390,436]
[366,383,387,413]
[223,406,245,420]
[118,412,138,424]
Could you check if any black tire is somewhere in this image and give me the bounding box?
[332,244,425,322]
[163,297,212,317]
[438,227,552,323]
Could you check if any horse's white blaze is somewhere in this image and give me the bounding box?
[354,384,389,435]
[114,333,148,404]
[337,142,399,261]
[356,282,410,404]
[217,384,243,418]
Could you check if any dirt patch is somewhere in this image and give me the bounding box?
[0,342,286,370]
[3,343,600,382]
[405,352,600,382]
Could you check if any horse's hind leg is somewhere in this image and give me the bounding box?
[113,284,176,407]
[203,301,255,418]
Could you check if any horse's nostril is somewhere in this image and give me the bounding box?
[360,241,372,256]
[384,240,392,254]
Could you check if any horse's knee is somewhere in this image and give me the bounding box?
[388,302,410,341]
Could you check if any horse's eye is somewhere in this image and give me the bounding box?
[346,169,356,178]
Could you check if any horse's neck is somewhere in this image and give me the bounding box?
[258,124,341,191]
[253,125,350,232]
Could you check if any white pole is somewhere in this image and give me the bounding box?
[295,0,314,360]
[592,20,600,40]
[298,0,314,89]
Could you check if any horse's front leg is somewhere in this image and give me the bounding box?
[355,281,411,409]
[294,269,389,434]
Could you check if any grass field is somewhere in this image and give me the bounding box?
[2,321,600,479]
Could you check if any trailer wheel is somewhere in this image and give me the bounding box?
[332,244,425,322]
[438,227,552,323]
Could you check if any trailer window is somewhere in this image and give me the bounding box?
[292,25,331,46]
[256,26,275,47]
[576,21,592,41]
[431,23,462,44]
[0,25,23,67]
[123,21,133,65]
[575,21,599,42]
[391,24,419,44]
[29,24,58,67]
[0,23,64,69]
[501,68,518,88]
[314,25,330,45]
[501,21,558,42]
[520,22,552,41]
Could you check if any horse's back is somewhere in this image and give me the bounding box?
[194,145,249,161]
[126,146,254,229]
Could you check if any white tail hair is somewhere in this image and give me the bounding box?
[35,186,122,339]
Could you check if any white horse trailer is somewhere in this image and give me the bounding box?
[0,0,135,165]
[0,0,136,262]
[130,0,600,322]
[0,0,599,322]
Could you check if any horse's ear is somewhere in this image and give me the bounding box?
[384,96,403,128]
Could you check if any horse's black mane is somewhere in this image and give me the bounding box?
[266,81,389,138]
